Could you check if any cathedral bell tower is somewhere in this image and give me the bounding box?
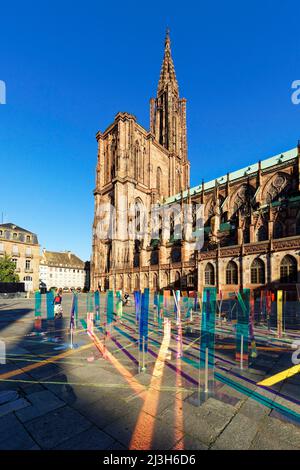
[150,29,190,194]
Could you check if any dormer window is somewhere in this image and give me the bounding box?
[13,233,17,239]
[26,235,31,243]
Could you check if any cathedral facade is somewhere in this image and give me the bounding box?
[91,32,300,299]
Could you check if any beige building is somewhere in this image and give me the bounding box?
[0,223,40,291]
[39,250,87,290]
[92,31,300,300]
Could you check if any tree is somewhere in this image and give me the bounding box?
[0,255,20,282]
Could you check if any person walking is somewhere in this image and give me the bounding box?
[53,288,63,319]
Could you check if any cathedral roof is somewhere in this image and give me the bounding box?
[165,146,299,203]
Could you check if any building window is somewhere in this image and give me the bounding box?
[156,167,162,195]
[187,272,194,287]
[171,247,181,263]
[152,273,158,291]
[256,225,268,242]
[280,255,297,283]
[174,271,181,289]
[13,233,17,240]
[26,235,31,243]
[273,220,283,239]
[25,259,31,270]
[204,263,215,285]
[243,227,250,243]
[12,258,17,268]
[25,247,32,256]
[251,258,265,284]
[12,245,18,255]
[226,261,238,285]
[296,216,300,236]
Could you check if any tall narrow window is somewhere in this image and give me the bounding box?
[204,263,215,285]
[273,220,283,239]
[280,255,297,283]
[251,258,265,284]
[156,167,162,195]
[256,225,268,242]
[226,261,238,285]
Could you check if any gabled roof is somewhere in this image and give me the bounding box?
[40,250,84,268]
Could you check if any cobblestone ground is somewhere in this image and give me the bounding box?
[0,294,299,450]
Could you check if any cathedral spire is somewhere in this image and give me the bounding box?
[157,28,178,94]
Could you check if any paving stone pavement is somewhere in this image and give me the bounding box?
[0,296,299,450]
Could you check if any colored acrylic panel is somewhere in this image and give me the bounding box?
[200,287,216,369]
[139,288,149,353]
[236,289,250,364]
[107,290,114,326]
[116,290,123,318]
[46,290,54,320]
[94,290,100,324]
[34,291,42,317]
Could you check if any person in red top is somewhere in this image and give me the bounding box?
[53,288,63,319]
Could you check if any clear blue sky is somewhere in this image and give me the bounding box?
[0,0,299,260]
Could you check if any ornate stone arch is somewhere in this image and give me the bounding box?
[254,212,268,241]
[229,184,255,217]
[262,172,291,204]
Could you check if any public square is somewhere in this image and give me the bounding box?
[0,293,299,450]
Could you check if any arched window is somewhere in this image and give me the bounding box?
[152,272,158,291]
[174,271,181,289]
[156,167,162,195]
[251,258,265,284]
[134,142,139,180]
[187,271,194,288]
[226,261,238,285]
[280,255,297,283]
[243,227,250,244]
[139,149,144,182]
[171,247,181,263]
[170,213,174,240]
[256,225,268,242]
[127,275,132,292]
[176,169,181,193]
[150,250,158,265]
[296,215,300,236]
[135,198,143,235]
[104,146,110,184]
[273,220,284,239]
[204,263,215,286]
